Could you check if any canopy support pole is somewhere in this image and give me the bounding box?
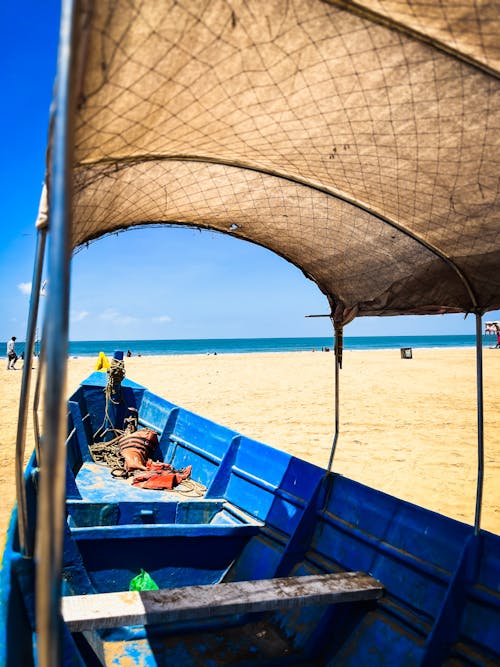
[33,318,47,467]
[35,1,78,665]
[327,322,342,472]
[473,312,484,536]
[15,226,47,558]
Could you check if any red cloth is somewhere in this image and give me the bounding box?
[132,464,192,490]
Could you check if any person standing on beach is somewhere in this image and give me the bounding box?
[6,336,18,370]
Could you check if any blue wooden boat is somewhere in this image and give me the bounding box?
[1,0,499,665]
[2,367,499,666]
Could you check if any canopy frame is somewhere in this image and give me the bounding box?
[75,153,480,314]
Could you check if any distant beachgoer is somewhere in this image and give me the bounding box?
[6,336,18,370]
[496,331,500,349]
[126,349,132,357]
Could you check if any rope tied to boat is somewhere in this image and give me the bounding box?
[107,357,125,398]
[93,358,127,443]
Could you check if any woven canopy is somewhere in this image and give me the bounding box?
[56,0,499,318]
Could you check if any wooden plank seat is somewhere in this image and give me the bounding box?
[62,571,383,632]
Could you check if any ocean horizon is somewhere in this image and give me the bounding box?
[43,335,498,357]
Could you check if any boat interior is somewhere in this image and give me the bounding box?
[4,372,497,666]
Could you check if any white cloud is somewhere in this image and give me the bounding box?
[117,315,137,325]
[17,281,48,297]
[71,310,89,322]
[99,308,119,321]
[99,308,137,325]
[152,315,171,323]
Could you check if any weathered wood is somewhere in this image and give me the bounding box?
[62,571,383,632]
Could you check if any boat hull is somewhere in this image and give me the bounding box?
[1,372,499,666]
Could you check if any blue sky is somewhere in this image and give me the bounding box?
[1,2,498,343]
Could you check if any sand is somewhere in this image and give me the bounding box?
[1,347,499,551]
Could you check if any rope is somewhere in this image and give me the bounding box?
[93,358,127,442]
[89,433,128,478]
[107,358,125,400]
[172,479,207,497]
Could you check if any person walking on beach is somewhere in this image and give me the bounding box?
[6,336,18,370]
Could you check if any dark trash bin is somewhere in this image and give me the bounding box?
[400,347,412,359]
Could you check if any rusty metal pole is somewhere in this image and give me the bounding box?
[327,322,342,473]
[473,312,484,536]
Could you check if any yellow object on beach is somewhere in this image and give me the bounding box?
[95,352,110,371]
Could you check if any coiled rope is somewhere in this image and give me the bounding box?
[89,434,127,478]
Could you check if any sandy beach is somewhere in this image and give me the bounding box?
[1,347,499,551]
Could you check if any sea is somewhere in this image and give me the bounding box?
[62,335,495,357]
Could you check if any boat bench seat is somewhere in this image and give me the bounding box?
[66,498,263,533]
[62,571,383,632]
